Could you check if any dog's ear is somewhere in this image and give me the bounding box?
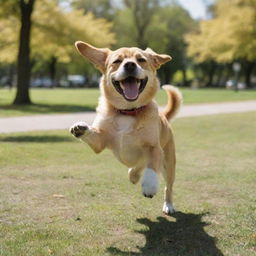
[145,48,172,69]
[75,41,111,72]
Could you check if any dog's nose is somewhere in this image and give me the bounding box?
[124,62,136,73]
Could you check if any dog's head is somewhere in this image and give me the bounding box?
[75,41,171,109]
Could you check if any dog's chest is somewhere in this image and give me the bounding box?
[115,115,135,133]
[112,116,144,166]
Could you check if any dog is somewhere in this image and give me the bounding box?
[70,41,182,215]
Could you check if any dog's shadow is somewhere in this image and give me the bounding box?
[107,211,224,256]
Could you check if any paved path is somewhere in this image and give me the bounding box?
[0,101,256,134]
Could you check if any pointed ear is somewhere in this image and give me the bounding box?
[145,48,172,69]
[75,41,111,72]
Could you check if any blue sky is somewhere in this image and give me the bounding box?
[178,0,213,19]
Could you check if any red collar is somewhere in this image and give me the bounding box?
[116,105,147,116]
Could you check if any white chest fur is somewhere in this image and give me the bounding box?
[115,115,136,133]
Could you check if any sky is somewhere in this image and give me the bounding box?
[60,0,214,20]
[178,0,213,19]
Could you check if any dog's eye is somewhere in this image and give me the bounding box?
[113,59,122,64]
[137,58,146,63]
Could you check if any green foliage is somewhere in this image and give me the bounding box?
[0,0,19,18]
[34,1,115,61]
[187,0,256,63]
[110,1,195,83]
[144,13,169,52]
[2,0,255,88]
[112,8,137,48]
[123,0,160,48]
[0,0,115,65]
[154,5,195,82]
[0,17,18,63]
[72,0,114,19]
[0,0,197,85]
[173,69,195,83]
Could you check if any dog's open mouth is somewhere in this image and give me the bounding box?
[112,76,148,101]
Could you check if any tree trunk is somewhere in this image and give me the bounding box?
[49,56,57,87]
[181,68,187,86]
[244,61,255,88]
[162,69,173,84]
[206,61,216,87]
[13,0,35,105]
[214,65,223,87]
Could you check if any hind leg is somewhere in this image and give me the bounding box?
[162,140,176,215]
[128,166,144,184]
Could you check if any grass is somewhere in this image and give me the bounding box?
[0,112,255,255]
[0,88,98,117]
[0,87,256,117]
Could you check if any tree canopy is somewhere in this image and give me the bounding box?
[0,0,115,104]
[0,0,115,64]
[187,0,256,63]
[1,0,255,103]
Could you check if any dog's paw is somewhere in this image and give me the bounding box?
[141,168,159,198]
[128,168,141,184]
[162,202,176,215]
[70,122,89,138]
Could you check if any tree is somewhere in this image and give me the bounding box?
[187,0,256,87]
[31,1,115,85]
[0,0,116,103]
[72,0,114,19]
[74,0,161,49]
[110,1,195,84]
[123,0,160,49]
[13,0,36,104]
[152,5,195,84]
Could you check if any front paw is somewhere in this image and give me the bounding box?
[70,122,89,138]
[141,168,159,198]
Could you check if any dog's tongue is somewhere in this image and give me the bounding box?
[122,78,139,100]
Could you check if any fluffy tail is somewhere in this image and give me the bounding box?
[161,85,183,121]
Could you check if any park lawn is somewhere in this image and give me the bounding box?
[0,87,256,117]
[0,112,255,256]
[0,88,98,117]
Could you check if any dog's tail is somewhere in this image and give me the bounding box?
[161,85,183,121]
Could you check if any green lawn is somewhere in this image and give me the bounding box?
[0,112,255,255]
[0,87,256,117]
[0,88,98,117]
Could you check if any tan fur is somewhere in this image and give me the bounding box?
[162,85,183,121]
[70,42,183,215]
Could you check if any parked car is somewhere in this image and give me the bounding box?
[226,80,246,90]
[31,78,53,88]
[67,75,86,87]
